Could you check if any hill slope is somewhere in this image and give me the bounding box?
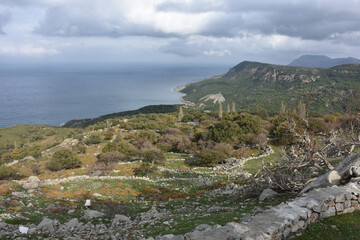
[180,61,360,116]
[288,55,360,68]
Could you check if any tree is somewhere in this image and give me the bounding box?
[46,149,82,171]
[219,102,223,119]
[232,102,236,112]
[227,104,230,113]
[178,106,184,122]
[280,101,286,115]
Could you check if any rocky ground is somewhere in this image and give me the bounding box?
[0,147,291,240]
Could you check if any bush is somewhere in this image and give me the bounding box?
[134,162,158,176]
[84,134,102,145]
[77,145,87,154]
[104,129,115,140]
[102,142,119,153]
[209,113,260,144]
[46,149,82,171]
[196,143,233,167]
[0,166,19,180]
[140,148,166,165]
[96,151,125,164]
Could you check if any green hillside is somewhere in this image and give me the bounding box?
[180,61,360,116]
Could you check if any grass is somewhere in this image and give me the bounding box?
[243,145,283,174]
[294,212,360,240]
[0,124,72,145]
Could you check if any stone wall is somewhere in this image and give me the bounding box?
[152,182,360,240]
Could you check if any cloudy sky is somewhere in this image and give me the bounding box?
[0,0,360,65]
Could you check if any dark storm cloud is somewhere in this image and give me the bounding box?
[0,11,11,34]
[157,0,360,41]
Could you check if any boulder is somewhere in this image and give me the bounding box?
[300,152,360,195]
[23,176,41,190]
[36,217,57,234]
[83,210,105,220]
[65,218,81,230]
[111,214,131,227]
[259,188,278,202]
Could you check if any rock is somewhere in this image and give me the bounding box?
[111,214,131,227]
[84,210,105,220]
[65,218,80,230]
[19,226,29,234]
[259,188,278,202]
[320,207,336,218]
[23,176,41,190]
[23,182,39,190]
[194,224,211,231]
[300,153,360,195]
[12,192,28,198]
[84,199,91,207]
[36,217,57,234]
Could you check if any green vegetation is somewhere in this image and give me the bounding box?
[181,61,360,116]
[46,149,82,171]
[294,212,360,240]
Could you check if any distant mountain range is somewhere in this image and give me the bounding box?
[180,61,360,116]
[288,55,360,68]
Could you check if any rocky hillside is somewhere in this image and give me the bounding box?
[289,55,360,68]
[180,61,360,115]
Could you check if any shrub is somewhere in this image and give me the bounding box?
[46,149,82,171]
[102,142,119,153]
[196,143,233,167]
[104,129,115,140]
[140,147,166,165]
[134,162,158,176]
[96,151,125,164]
[84,134,102,145]
[208,113,260,144]
[0,166,19,180]
[30,163,41,175]
[77,145,87,154]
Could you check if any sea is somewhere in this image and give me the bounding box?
[0,62,229,128]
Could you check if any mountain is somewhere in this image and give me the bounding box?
[180,61,360,116]
[288,55,360,68]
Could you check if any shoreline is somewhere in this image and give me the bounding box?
[173,83,195,106]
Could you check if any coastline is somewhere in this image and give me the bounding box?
[173,83,196,106]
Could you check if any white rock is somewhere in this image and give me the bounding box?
[19,226,29,234]
[84,199,91,207]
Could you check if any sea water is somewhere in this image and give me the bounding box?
[0,62,229,128]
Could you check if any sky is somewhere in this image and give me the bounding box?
[0,0,360,65]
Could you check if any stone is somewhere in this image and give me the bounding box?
[23,182,39,190]
[291,224,299,233]
[19,226,29,234]
[111,214,131,227]
[351,201,359,209]
[298,220,305,229]
[84,199,91,207]
[23,176,41,190]
[310,212,318,223]
[300,153,360,195]
[345,200,352,208]
[259,188,278,202]
[36,217,56,234]
[326,199,335,207]
[65,218,80,230]
[335,194,345,203]
[283,227,291,239]
[343,207,355,214]
[320,207,336,218]
[194,224,211,232]
[84,210,105,220]
[335,203,344,212]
